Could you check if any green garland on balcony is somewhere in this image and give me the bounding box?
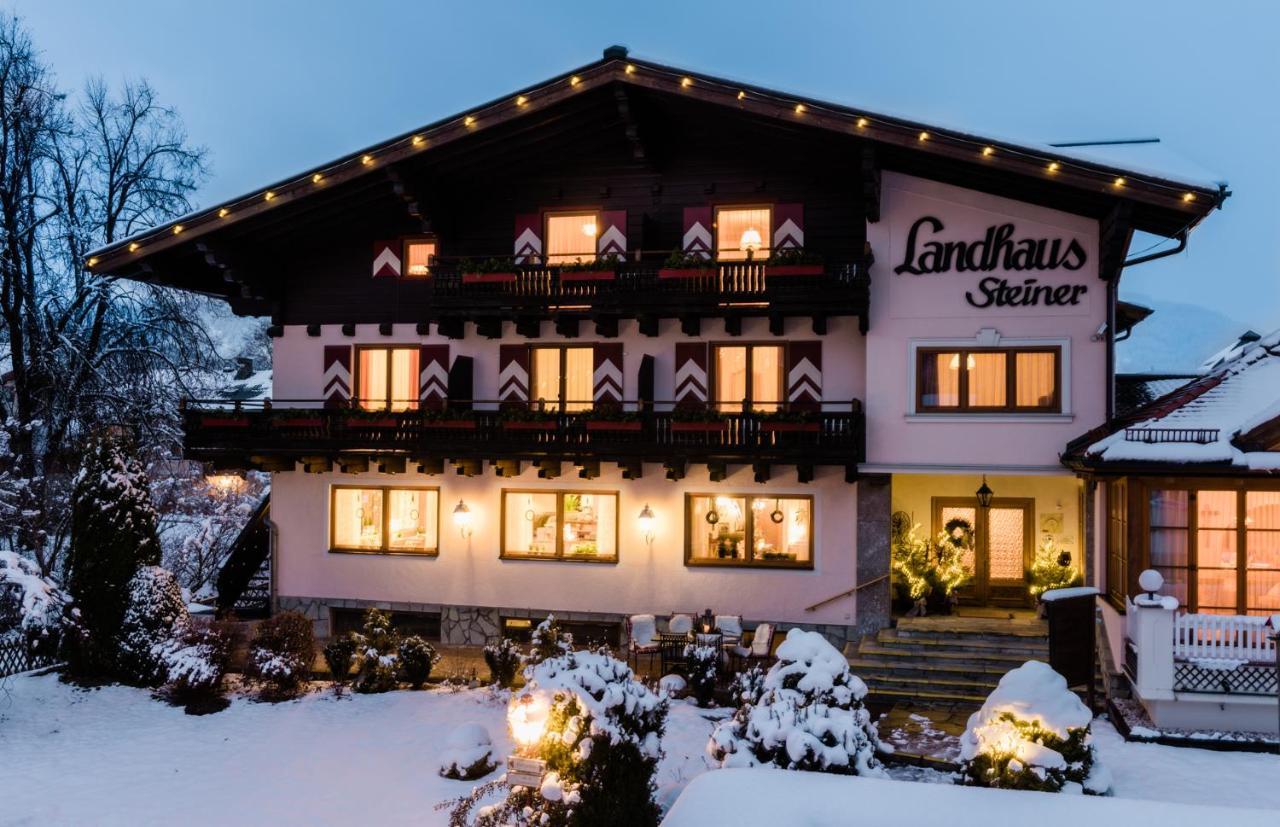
[766,247,824,265]
[458,255,519,274]
[663,249,714,270]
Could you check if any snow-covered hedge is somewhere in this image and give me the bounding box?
[246,610,315,698]
[117,566,189,686]
[709,629,884,776]
[155,623,231,701]
[959,661,1112,795]
[0,550,69,654]
[482,636,521,687]
[684,643,718,707]
[438,723,497,781]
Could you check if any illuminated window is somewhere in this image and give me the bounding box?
[713,344,783,413]
[530,346,593,412]
[715,206,771,261]
[331,486,439,554]
[917,347,1059,413]
[403,237,437,276]
[545,212,598,265]
[357,346,419,411]
[686,494,812,568]
[501,490,618,561]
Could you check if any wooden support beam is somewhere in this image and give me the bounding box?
[679,315,700,337]
[537,459,561,479]
[554,316,580,338]
[723,316,742,337]
[377,455,406,474]
[251,455,295,473]
[577,460,600,480]
[378,321,394,336]
[753,462,771,483]
[664,459,686,481]
[476,318,502,339]
[415,322,431,335]
[768,313,785,336]
[454,458,483,477]
[306,324,321,337]
[438,317,466,339]
[302,456,332,474]
[416,457,445,475]
[707,460,727,482]
[266,324,283,338]
[516,317,542,338]
[494,458,523,477]
[338,456,369,474]
[811,315,827,336]
[620,460,643,480]
[593,315,618,338]
[638,315,660,337]
[797,464,815,484]
[341,323,356,337]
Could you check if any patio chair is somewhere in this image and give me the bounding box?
[715,615,744,648]
[626,614,660,673]
[668,613,693,634]
[732,622,777,671]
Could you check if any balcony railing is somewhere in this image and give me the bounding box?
[181,399,865,470]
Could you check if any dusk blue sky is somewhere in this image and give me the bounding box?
[13,0,1278,332]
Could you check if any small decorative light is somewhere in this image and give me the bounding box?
[918,131,929,141]
[412,135,425,146]
[1113,176,1126,187]
[570,75,581,87]
[740,227,763,255]
[361,154,373,165]
[86,257,98,268]
[452,499,473,539]
[681,77,693,88]
[581,220,597,238]
[264,190,276,201]
[1182,192,1196,203]
[464,116,475,127]
[794,103,806,114]
[625,64,636,74]
[218,207,230,218]
[976,475,994,509]
[1047,161,1061,173]
[312,173,323,184]
[1138,568,1164,599]
[737,90,746,100]
[982,146,995,157]
[129,242,140,252]
[638,504,656,547]
[856,117,868,128]
[515,95,527,107]
[508,693,550,748]
[172,224,183,235]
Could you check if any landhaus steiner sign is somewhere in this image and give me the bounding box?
[894,215,1089,308]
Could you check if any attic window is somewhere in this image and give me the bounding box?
[403,237,437,276]
[545,212,598,265]
[716,206,771,261]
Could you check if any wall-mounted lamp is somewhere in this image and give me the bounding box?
[975,476,994,509]
[638,504,656,548]
[452,499,473,540]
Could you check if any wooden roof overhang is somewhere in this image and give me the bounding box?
[86,47,1227,304]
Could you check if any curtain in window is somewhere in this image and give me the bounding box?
[967,352,1006,407]
[387,490,438,552]
[564,348,593,412]
[390,349,418,412]
[1149,490,1189,605]
[715,346,748,413]
[546,214,597,264]
[505,492,558,556]
[716,207,771,261]
[358,349,388,410]
[1016,352,1056,407]
[405,241,436,276]
[920,352,960,407]
[752,346,782,412]
[1196,490,1237,611]
[333,488,382,549]
[532,348,561,410]
[1246,491,1280,613]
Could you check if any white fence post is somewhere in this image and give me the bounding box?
[1131,594,1176,700]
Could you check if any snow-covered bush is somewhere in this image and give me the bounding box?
[658,673,687,698]
[959,661,1111,795]
[323,634,358,684]
[398,635,439,688]
[728,665,766,705]
[352,608,400,694]
[155,622,232,708]
[438,723,497,780]
[462,648,668,826]
[526,614,572,665]
[0,550,70,656]
[245,611,315,698]
[117,566,189,686]
[64,434,163,678]
[709,629,883,776]
[684,644,718,707]
[482,636,521,687]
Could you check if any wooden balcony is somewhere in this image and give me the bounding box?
[181,400,865,481]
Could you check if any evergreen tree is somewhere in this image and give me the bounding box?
[63,434,162,677]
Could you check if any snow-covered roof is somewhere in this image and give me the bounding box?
[1076,329,1280,471]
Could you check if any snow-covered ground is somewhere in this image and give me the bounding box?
[0,673,1276,825]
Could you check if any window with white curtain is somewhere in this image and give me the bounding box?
[714,344,783,412]
[715,206,772,261]
[545,213,598,265]
[357,347,419,411]
[917,347,1060,413]
[331,486,439,554]
[530,346,593,412]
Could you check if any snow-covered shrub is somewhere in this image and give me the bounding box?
[526,614,572,665]
[438,723,497,780]
[469,649,668,826]
[245,611,315,698]
[398,635,439,688]
[352,608,400,694]
[959,661,1111,795]
[709,628,883,776]
[323,634,358,683]
[117,566,189,686]
[658,673,687,698]
[482,636,521,687]
[0,550,70,657]
[728,665,766,705]
[64,434,163,678]
[155,622,232,707]
[684,644,719,707]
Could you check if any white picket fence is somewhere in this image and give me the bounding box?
[1173,612,1278,663]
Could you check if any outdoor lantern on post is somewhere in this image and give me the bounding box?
[700,608,715,634]
[976,475,994,509]
[452,499,473,541]
[637,504,656,548]
[506,694,550,789]
[1138,568,1164,600]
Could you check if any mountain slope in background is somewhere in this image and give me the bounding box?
[1116,292,1248,374]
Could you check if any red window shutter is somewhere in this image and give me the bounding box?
[786,341,822,411]
[592,343,624,406]
[681,207,712,260]
[597,210,627,259]
[498,344,530,406]
[418,345,449,410]
[773,203,804,251]
[674,342,709,407]
[514,214,543,264]
[372,240,402,277]
[323,346,352,407]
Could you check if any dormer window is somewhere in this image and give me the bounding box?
[403,237,437,276]
[715,205,771,261]
[545,212,599,265]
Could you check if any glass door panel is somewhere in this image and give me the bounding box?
[987,506,1027,583]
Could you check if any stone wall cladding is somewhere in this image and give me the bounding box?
[854,474,892,640]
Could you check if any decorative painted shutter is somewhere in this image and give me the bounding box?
[372,240,402,277]
[448,355,473,411]
[418,345,449,409]
[674,342,709,407]
[786,341,822,411]
[597,210,627,259]
[498,344,530,406]
[773,203,804,251]
[637,354,655,410]
[323,346,352,407]
[514,214,543,264]
[592,343,624,407]
[681,207,713,260]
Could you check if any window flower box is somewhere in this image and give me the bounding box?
[201,415,251,428]
[273,417,325,428]
[560,270,616,283]
[671,420,730,433]
[760,421,821,433]
[428,419,478,430]
[764,264,824,277]
[502,420,558,431]
[658,268,713,280]
[462,271,518,284]
[586,420,643,432]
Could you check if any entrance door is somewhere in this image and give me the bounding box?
[933,497,1034,606]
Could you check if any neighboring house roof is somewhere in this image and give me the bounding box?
[1114,300,1154,339]
[1065,329,1280,473]
[84,46,1226,287]
[1115,373,1197,417]
[218,368,272,403]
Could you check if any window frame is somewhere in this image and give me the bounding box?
[714,204,773,261]
[401,235,438,277]
[543,209,601,265]
[528,344,594,412]
[683,492,815,570]
[710,342,787,413]
[499,488,620,563]
[354,345,420,411]
[915,346,1062,414]
[328,484,441,556]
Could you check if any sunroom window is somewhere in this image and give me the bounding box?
[357,346,419,411]
[331,486,439,554]
[917,347,1060,413]
[545,212,598,265]
[501,490,618,561]
[686,494,812,568]
[715,206,771,261]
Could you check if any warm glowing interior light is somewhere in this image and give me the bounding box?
[581,221,597,238]
[508,694,551,748]
[205,474,244,494]
[1113,176,1126,187]
[218,208,230,218]
[948,353,977,370]
[794,104,806,114]
[739,227,763,253]
[1182,192,1196,203]
[982,146,995,157]
[918,131,929,142]
[172,225,183,235]
[129,242,140,252]
[1047,162,1060,173]
[681,77,692,88]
